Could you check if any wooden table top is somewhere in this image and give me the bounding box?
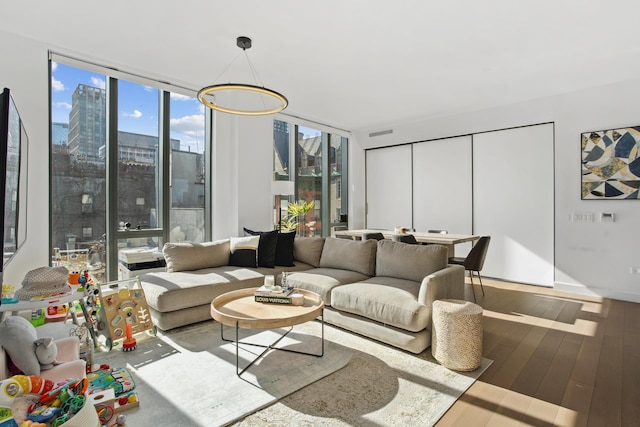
[210,288,324,330]
[334,229,479,245]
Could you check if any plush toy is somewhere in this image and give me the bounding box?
[0,316,58,376]
[33,338,58,371]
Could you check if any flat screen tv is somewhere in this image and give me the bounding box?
[0,88,29,282]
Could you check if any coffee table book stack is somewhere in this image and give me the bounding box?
[254,285,301,304]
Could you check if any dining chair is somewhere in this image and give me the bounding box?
[362,232,385,241]
[448,236,490,302]
[428,229,448,234]
[391,234,418,244]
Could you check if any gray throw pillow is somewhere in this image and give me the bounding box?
[163,240,230,272]
[294,237,325,267]
[319,237,377,276]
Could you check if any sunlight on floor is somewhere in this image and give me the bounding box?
[468,381,579,426]
[482,309,599,337]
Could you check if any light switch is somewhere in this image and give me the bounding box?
[600,212,615,222]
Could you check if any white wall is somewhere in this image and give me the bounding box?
[0,31,51,287]
[354,81,640,303]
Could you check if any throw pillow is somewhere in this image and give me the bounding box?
[229,236,260,267]
[243,228,278,268]
[275,231,296,267]
[163,240,230,272]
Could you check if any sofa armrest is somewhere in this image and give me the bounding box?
[418,265,466,327]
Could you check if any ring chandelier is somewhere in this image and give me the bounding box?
[197,36,288,116]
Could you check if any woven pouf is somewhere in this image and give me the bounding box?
[431,299,483,371]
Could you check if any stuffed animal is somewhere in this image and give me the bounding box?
[0,316,58,376]
[33,338,58,371]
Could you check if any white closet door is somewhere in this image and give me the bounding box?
[366,145,412,230]
[413,136,473,241]
[473,124,554,286]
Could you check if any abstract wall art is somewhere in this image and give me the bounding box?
[581,126,640,199]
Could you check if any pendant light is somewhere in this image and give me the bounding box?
[197,36,288,116]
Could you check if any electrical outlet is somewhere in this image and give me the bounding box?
[630,267,640,274]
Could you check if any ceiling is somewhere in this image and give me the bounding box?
[4,0,640,133]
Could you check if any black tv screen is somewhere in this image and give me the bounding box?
[0,88,28,273]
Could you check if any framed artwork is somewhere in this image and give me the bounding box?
[581,126,640,199]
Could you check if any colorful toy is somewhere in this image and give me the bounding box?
[121,325,136,352]
[44,304,69,322]
[0,375,54,426]
[98,281,154,351]
[87,367,135,397]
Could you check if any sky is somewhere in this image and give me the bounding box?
[50,61,323,154]
[50,62,206,153]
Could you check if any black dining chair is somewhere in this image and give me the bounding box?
[391,234,418,244]
[428,229,448,234]
[448,236,491,302]
[362,232,385,241]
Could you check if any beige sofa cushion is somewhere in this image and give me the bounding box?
[376,240,447,282]
[331,276,430,332]
[293,237,325,267]
[319,237,377,276]
[163,240,230,272]
[286,268,371,306]
[140,266,264,312]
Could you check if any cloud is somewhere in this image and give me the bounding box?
[170,93,192,101]
[123,109,143,119]
[170,114,204,137]
[54,101,72,110]
[51,62,58,72]
[51,77,65,92]
[91,77,106,89]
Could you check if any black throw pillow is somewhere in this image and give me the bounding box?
[275,231,296,267]
[243,228,278,268]
[228,236,259,268]
[244,227,296,267]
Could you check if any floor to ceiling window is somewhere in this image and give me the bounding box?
[50,57,209,282]
[273,119,348,236]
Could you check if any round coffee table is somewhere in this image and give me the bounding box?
[210,288,324,376]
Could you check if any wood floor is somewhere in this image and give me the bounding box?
[436,278,640,427]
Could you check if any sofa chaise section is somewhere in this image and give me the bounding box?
[139,239,315,330]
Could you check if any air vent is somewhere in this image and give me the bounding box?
[369,129,393,138]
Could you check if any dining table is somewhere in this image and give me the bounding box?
[333,229,479,258]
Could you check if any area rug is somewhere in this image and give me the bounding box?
[94,320,491,426]
[93,320,351,426]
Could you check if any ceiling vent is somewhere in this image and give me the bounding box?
[369,129,393,138]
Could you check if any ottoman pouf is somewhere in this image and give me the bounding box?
[431,299,483,371]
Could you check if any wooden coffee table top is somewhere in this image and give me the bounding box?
[210,288,324,329]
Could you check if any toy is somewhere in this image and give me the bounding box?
[33,338,58,371]
[121,325,136,352]
[28,379,89,426]
[0,375,54,426]
[87,368,135,397]
[0,316,58,376]
[85,279,154,351]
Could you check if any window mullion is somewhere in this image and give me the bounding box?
[105,77,119,280]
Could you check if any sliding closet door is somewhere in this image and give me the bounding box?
[473,123,554,286]
[366,145,412,229]
[413,136,472,241]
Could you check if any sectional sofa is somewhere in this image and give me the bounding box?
[138,236,465,353]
